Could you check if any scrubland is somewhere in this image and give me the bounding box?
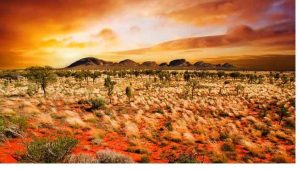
[0,69,295,163]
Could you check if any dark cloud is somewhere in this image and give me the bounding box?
[164,0,294,26]
[125,21,295,52]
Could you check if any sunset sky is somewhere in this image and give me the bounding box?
[0,0,295,69]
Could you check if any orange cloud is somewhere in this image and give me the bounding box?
[97,28,119,46]
[67,42,98,49]
[129,26,141,33]
[0,0,124,68]
[0,0,295,69]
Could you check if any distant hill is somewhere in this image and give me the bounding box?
[119,59,139,67]
[142,61,158,67]
[67,57,114,68]
[168,59,192,67]
[66,57,236,70]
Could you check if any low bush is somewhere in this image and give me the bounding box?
[164,121,173,131]
[221,140,235,152]
[140,156,150,163]
[96,150,134,163]
[22,137,78,163]
[271,152,289,163]
[210,152,228,163]
[167,151,198,163]
[90,98,106,110]
[64,154,97,163]
[78,97,106,111]
[0,115,27,141]
[173,153,198,163]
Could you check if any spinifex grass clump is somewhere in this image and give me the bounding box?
[96,150,134,163]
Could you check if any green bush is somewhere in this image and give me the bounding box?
[0,115,27,141]
[23,137,78,163]
[96,150,134,163]
[164,121,173,131]
[9,116,27,131]
[0,117,4,133]
[91,98,106,110]
[78,98,106,111]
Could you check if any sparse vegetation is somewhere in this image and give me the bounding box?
[0,70,295,163]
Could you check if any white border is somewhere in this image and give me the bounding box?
[0,1,299,170]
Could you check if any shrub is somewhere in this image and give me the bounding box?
[91,98,106,110]
[219,131,229,140]
[166,105,172,112]
[22,137,78,163]
[96,150,134,163]
[79,98,106,111]
[211,152,228,163]
[271,152,289,163]
[170,152,198,163]
[221,140,235,152]
[155,108,164,114]
[9,116,27,131]
[0,115,27,140]
[183,72,191,82]
[126,147,148,154]
[140,156,150,163]
[235,84,244,95]
[0,117,3,127]
[125,86,132,103]
[164,121,173,131]
[284,117,295,129]
[26,84,39,97]
[224,80,230,85]
[64,154,97,163]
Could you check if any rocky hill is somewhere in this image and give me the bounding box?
[66,57,236,70]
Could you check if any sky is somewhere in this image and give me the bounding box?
[0,0,295,69]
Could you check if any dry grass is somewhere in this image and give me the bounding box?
[0,71,295,163]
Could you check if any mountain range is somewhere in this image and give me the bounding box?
[66,57,235,70]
